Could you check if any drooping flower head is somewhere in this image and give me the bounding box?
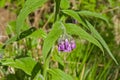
[58,34,76,52]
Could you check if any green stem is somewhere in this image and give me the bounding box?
[43,56,50,80]
[60,22,67,35]
[43,49,52,79]
[54,0,61,22]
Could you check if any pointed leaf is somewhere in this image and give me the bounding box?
[16,0,47,34]
[86,20,118,65]
[62,10,86,27]
[42,21,63,61]
[3,27,36,48]
[78,11,110,26]
[65,23,104,52]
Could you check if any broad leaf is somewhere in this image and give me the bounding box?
[16,0,47,34]
[42,21,63,61]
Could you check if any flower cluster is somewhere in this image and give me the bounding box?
[58,35,76,52]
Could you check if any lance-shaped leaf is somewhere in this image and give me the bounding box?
[85,20,118,65]
[65,23,104,53]
[42,21,63,61]
[16,0,47,34]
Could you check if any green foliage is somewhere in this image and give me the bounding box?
[16,0,47,34]
[29,28,47,39]
[62,10,86,26]
[60,0,70,9]
[48,69,73,80]
[78,11,110,26]
[3,27,36,48]
[86,20,118,64]
[0,57,36,75]
[42,21,63,61]
[0,0,6,7]
[0,0,119,80]
[65,23,103,52]
[62,10,118,64]
[52,49,64,66]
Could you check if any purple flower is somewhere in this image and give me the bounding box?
[64,44,72,52]
[58,36,76,52]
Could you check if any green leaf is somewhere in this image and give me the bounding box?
[28,28,47,39]
[1,57,37,75]
[16,27,36,41]
[88,63,98,80]
[0,0,5,7]
[42,21,63,61]
[48,69,73,80]
[3,27,36,48]
[62,10,86,27]
[60,0,70,9]
[78,11,110,25]
[31,62,43,80]
[7,21,30,35]
[85,20,118,65]
[62,10,82,23]
[65,23,104,52]
[16,0,47,34]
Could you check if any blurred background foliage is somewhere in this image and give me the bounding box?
[0,0,120,80]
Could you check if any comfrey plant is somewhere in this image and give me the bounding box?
[0,0,119,80]
[58,23,76,52]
